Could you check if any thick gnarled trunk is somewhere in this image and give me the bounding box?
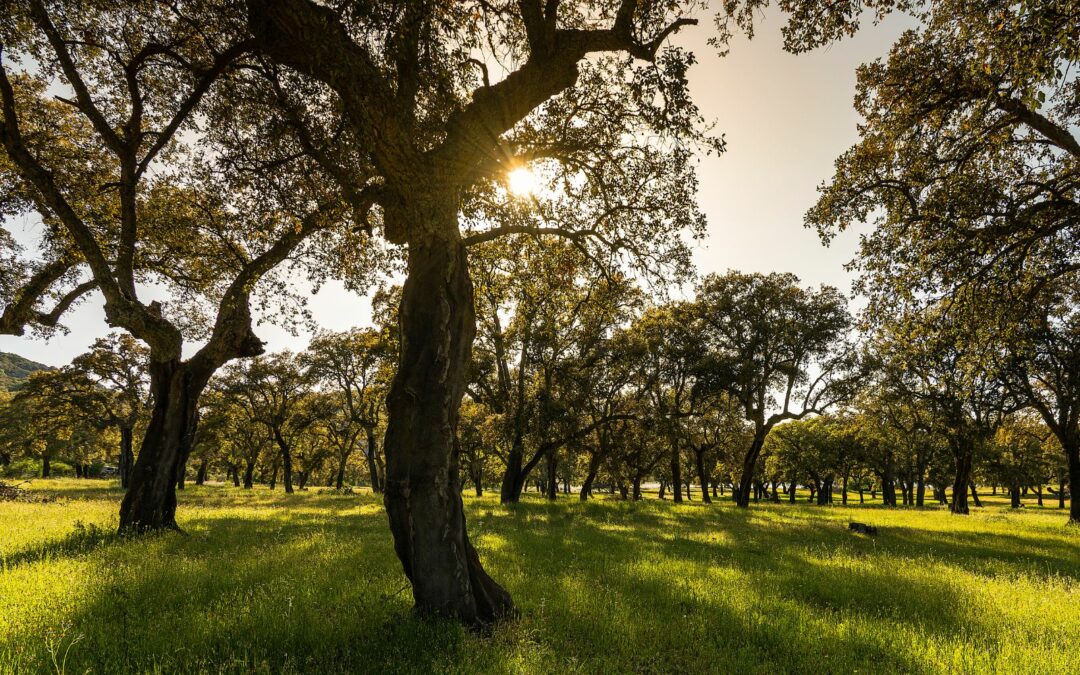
[382,226,513,625]
[119,359,205,532]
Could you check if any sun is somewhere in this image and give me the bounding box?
[507,166,538,197]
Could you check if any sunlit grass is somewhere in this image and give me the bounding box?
[1,480,1077,673]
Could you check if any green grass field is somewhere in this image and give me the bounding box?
[1,481,1077,674]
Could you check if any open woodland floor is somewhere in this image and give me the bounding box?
[1,481,1077,674]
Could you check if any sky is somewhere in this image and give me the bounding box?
[0,7,913,368]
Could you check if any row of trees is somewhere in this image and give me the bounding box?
[5,253,1073,523]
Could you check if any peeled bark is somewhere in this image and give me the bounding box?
[382,230,513,625]
[119,359,206,532]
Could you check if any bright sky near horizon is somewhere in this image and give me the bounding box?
[0,8,913,368]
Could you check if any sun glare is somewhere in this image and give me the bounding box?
[507,167,538,197]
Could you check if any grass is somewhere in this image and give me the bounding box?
[1,481,1078,674]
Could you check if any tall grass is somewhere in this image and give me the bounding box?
[1,480,1077,673]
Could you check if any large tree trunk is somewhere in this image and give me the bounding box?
[632,475,642,501]
[736,428,767,508]
[336,454,348,489]
[41,454,50,478]
[243,459,256,489]
[499,438,526,504]
[195,458,208,485]
[949,438,973,515]
[382,230,513,625]
[119,359,205,532]
[580,454,601,501]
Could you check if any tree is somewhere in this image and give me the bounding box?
[306,329,394,492]
[218,352,322,494]
[241,0,911,624]
[694,272,859,507]
[0,2,376,531]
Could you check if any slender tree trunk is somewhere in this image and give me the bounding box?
[336,456,348,490]
[580,454,601,501]
[243,459,255,489]
[271,429,294,494]
[632,475,642,501]
[1058,479,1066,509]
[882,453,897,507]
[230,466,240,487]
[695,448,712,504]
[41,454,49,478]
[1010,484,1021,508]
[658,481,666,499]
[195,458,208,486]
[1036,485,1043,506]
[670,439,683,504]
[120,359,206,532]
[118,426,134,488]
[365,427,382,493]
[382,230,513,625]
[736,428,767,508]
[969,482,983,508]
[841,473,848,505]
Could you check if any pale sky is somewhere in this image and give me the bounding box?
[0,8,912,367]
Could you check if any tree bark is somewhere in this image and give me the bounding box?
[544,450,557,501]
[694,448,712,504]
[1065,439,1080,524]
[118,426,134,488]
[195,458,208,486]
[41,454,50,478]
[949,439,973,515]
[669,439,683,504]
[382,229,513,625]
[119,359,206,532]
[736,428,767,508]
[365,427,382,493]
[969,482,983,508]
[272,429,294,494]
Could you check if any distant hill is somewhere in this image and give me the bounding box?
[0,352,52,392]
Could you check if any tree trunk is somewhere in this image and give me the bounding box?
[882,453,897,507]
[580,454,601,501]
[632,475,642,501]
[243,459,255,489]
[670,439,683,504]
[841,473,848,505]
[195,458,208,485]
[335,456,348,490]
[269,461,278,490]
[365,427,382,493]
[1065,439,1080,523]
[499,438,526,504]
[969,482,983,508]
[1010,484,1021,509]
[382,230,513,625]
[736,428,767,508]
[119,359,206,532]
[947,433,975,514]
[695,448,712,504]
[118,426,135,488]
[272,429,294,494]
[544,450,557,501]
[231,466,241,487]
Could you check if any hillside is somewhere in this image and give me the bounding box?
[0,351,51,392]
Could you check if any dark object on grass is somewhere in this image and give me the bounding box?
[849,522,878,536]
[0,480,52,503]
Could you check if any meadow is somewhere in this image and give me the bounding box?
[1,481,1077,674]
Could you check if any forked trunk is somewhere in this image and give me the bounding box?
[382,228,513,625]
[119,359,205,532]
[273,429,294,494]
